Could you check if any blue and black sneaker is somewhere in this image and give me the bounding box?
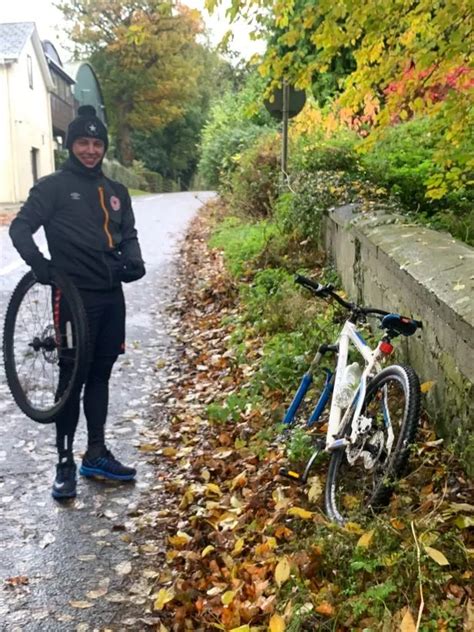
[52,460,77,500]
[79,448,136,481]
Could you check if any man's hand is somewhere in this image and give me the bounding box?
[120,259,146,283]
[30,253,52,285]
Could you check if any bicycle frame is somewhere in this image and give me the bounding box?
[283,319,387,451]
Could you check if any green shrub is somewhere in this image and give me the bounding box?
[275,171,354,247]
[360,117,437,211]
[291,129,360,173]
[227,132,281,219]
[198,73,277,188]
[209,216,279,277]
[102,159,146,190]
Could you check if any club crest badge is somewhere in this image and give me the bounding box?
[110,195,121,211]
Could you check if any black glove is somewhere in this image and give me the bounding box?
[120,259,146,283]
[30,253,52,285]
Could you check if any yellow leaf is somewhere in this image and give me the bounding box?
[229,626,251,632]
[202,545,215,557]
[162,447,177,457]
[420,381,436,393]
[232,537,245,556]
[424,545,449,566]
[206,483,222,496]
[269,613,286,632]
[307,476,322,502]
[275,556,291,587]
[154,587,175,610]
[168,531,192,548]
[400,607,417,632]
[221,590,236,606]
[287,507,313,520]
[356,530,374,548]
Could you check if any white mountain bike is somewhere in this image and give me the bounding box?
[279,274,422,524]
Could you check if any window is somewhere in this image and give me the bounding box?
[27,55,33,89]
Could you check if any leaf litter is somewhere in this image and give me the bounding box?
[117,202,473,631]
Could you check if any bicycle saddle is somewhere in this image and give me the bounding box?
[381,314,422,336]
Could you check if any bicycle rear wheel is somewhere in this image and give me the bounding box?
[325,364,420,524]
[3,269,88,423]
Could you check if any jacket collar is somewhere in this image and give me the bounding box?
[62,155,104,179]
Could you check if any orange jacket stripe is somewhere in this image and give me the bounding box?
[98,186,114,248]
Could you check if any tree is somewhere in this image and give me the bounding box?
[58,0,203,164]
[132,45,238,188]
[206,0,474,197]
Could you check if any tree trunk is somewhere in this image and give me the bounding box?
[117,122,134,166]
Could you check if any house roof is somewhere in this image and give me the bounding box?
[0,22,35,60]
[0,22,54,91]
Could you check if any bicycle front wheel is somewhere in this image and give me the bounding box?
[325,364,420,524]
[3,269,89,423]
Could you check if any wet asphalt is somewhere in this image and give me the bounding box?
[0,192,215,631]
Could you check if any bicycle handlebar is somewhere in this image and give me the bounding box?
[295,274,423,329]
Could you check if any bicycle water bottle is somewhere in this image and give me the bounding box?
[334,362,361,407]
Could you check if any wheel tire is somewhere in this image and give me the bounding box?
[325,364,420,524]
[3,269,88,423]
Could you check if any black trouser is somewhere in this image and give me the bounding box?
[54,287,126,461]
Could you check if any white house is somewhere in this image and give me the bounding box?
[0,22,55,204]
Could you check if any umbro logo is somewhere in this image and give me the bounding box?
[70,192,81,200]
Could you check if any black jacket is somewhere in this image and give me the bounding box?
[9,159,145,290]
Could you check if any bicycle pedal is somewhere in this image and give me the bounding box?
[279,467,303,483]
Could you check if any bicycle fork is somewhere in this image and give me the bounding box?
[282,343,337,427]
[280,344,337,485]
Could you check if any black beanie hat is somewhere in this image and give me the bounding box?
[66,105,108,150]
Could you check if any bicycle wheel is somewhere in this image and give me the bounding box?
[3,269,88,423]
[325,364,420,524]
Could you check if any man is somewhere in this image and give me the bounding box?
[9,105,146,500]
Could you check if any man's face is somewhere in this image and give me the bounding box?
[71,137,105,168]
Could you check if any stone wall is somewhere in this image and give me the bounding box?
[324,205,474,469]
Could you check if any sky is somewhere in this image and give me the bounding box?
[0,0,264,63]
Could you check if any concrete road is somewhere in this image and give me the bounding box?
[0,191,215,631]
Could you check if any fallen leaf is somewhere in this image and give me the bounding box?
[221,590,236,605]
[162,447,177,457]
[5,576,29,586]
[275,557,291,587]
[287,507,313,520]
[115,561,132,576]
[357,530,374,548]
[315,601,334,616]
[420,381,435,393]
[202,545,215,557]
[154,587,175,610]
[39,533,56,549]
[269,613,286,632]
[424,545,449,566]
[400,607,416,631]
[69,600,93,609]
[307,476,322,502]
